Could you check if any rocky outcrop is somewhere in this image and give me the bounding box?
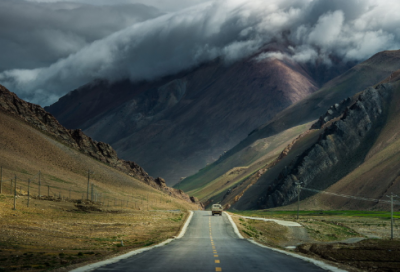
[310,97,353,129]
[257,84,391,208]
[0,84,202,206]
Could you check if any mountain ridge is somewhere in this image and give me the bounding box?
[175,49,400,210]
[0,84,200,205]
[46,47,353,185]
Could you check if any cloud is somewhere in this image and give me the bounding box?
[0,0,162,71]
[25,0,205,12]
[1,0,400,106]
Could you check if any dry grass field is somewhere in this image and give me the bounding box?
[0,193,191,271]
[0,108,199,271]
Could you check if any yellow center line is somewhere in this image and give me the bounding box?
[214,255,218,257]
[215,260,220,264]
[216,267,222,271]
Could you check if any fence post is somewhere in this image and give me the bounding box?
[0,166,3,194]
[10,179,13,195]
[47,185,50,196]
[27,179,31,207]
[13,175,17,210]
[69,188,71,199]
[91,184,94,201]
[87,170,90,200]
[38,170,41,197]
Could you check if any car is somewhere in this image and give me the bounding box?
[211,204,223,216]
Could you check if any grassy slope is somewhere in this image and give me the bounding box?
[175,50,400,204]
[178,122,313,201]
[0,110,197,271]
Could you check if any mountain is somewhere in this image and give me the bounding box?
[45,46,352,185]
[175,49,400,210]
[0,84,201,205]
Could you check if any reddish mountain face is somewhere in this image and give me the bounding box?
[46,52,349,185]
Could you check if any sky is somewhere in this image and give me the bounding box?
[1,0,400,106]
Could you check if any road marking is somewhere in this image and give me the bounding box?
[215,260,220,263]
[212,246,215,249]
[216,267,221,271]
[214,255,218,257]
[241,216,302,227]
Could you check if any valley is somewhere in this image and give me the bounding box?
[2,1,400,271]
[176,50,400,212]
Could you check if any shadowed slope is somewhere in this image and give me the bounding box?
[176,50,400,205]
[46,51,322,185]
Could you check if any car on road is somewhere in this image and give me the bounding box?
[211,204,223,216]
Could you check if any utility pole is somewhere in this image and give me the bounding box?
[386,192,398,240]
[295,182,302,220]
[27,179,30,207]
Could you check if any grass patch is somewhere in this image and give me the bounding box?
[47,175,73,184]
[231,210,400,220]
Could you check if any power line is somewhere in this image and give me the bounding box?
[301,187,400,205]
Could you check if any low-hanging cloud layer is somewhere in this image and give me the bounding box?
[1,0,400,106]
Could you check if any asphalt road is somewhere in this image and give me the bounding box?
[92,211,327,272]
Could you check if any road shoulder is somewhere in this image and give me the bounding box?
[69,211,194,272]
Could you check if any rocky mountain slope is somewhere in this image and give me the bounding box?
[250,83,391,209]
[45,47,351,185]
[175,49,400,210]
[0,84,200,205]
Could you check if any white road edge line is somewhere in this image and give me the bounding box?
[225,212,244,239]
[226,213,347,272]
[176,210,194,238]
[241,216,301,227]
[70,211,194,272]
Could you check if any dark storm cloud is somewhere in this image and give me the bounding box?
[0,0,162,71]
[1,0,399,106]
